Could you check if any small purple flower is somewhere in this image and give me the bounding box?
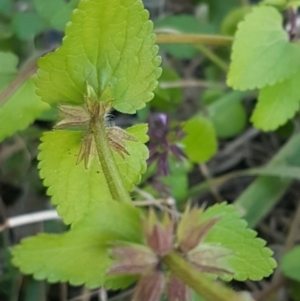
[147,113,186,176]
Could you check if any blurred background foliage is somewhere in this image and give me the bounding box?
[1,0,300,300]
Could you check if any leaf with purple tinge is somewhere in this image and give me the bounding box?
[108,243,158,275]
[168,275,192,301]
[177,205,219,253]
[132,271,165,301]
[143,210,174,256]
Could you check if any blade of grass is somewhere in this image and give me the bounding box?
[234,133,300,227]
[189,133,300,227]
[190,166,300,198]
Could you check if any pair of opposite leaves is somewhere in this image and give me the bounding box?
[228,5,300,131]
[35,0,161,224]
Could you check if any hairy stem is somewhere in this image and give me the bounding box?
[156,34,233,46]
[92,118,132,203]
[163,251,254,301]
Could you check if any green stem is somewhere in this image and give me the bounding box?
[189,165,300,199]
[189,170,248,198]
[156,34,233,46]
[0,60,37,106]
[163,251,254,301]
[196,44,229,72]
[92,118,132,203]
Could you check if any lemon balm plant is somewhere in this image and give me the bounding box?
[9,0,277,300]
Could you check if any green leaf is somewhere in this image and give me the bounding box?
[39,126,149,224]
[37,106,58,122]
[12,202,142,289]
[50,0,80,30]
[151,67,182,112]
[192,291,207,301]
[71,201,143,243]
[182,116,217,163]
[227,6,300,90]
[221,7,251,36]
[33,0,80,31]
[36,0,161,113]
[201,0,240,27]
[0,52,18,90]
[200,202,277,281]
[162,158,190,202]
[0,78,49,142]
[0,22,13,40]
[251,70,300,131]
[202,88,226,105]
[12,12,46,40]
[207,91,247,138]
[0,0,13,17]
[287,0,300,9]
[113,124,149,191]
[281,246,300,281]
[38,130,111,224]
[33,0,65,26]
